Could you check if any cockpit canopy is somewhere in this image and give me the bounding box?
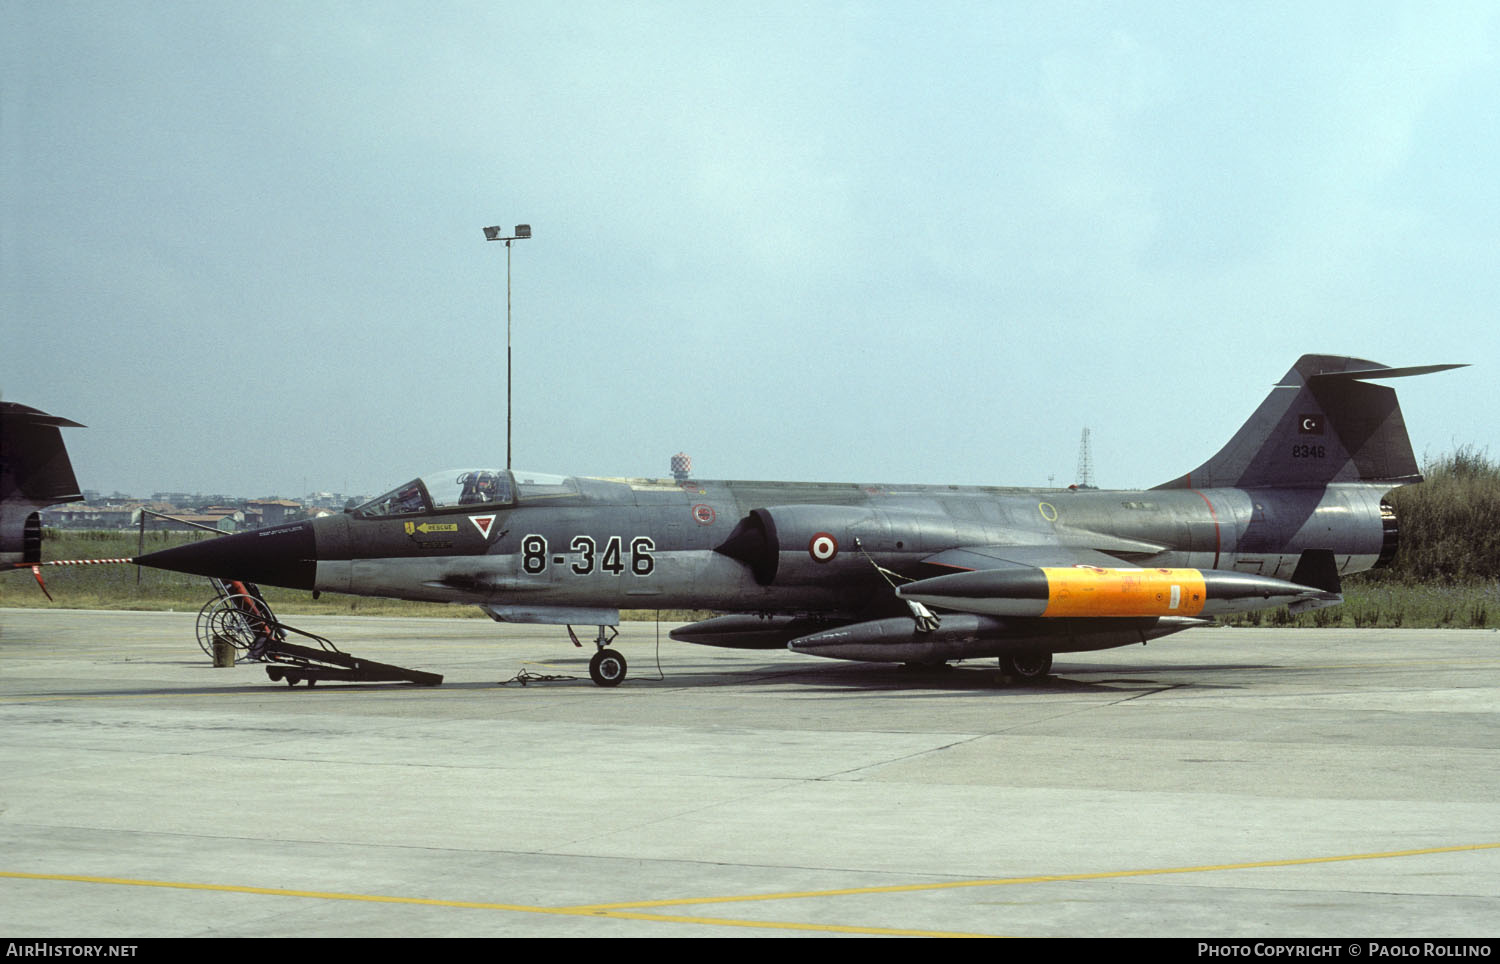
[354,469,579,518]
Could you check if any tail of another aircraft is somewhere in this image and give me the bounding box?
[1,402,85,566]
[1153,355,1464,491]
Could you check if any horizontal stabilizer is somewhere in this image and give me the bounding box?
[1309,363,1467,382]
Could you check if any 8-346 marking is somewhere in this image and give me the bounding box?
[522,534,655,576]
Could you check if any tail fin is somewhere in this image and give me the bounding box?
[1153,355,1464,490]
[1,402,85,566]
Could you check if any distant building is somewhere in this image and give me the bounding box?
[246,499,302,527]
[40,504,137,529]
[41,495,304,532]
[143,513,238,533]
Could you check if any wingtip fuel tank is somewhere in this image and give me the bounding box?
[898,566,1337,619]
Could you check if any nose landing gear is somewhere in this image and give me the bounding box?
[588,647,628,687]
[569,624,627,687]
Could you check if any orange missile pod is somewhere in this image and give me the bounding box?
[1039,567,1208,617]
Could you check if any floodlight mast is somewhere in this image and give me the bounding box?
[483,224,532,470]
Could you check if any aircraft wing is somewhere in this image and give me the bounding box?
[920,544,1141,572]
[905,544,1146,620]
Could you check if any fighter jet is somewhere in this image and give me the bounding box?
[135,355,1461,686]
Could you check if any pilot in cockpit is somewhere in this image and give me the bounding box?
[458,471,504,505]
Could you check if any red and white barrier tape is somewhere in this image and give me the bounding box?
[33,558,135,566]
[4,557,135,601]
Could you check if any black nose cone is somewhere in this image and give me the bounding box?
[135,522,316,590]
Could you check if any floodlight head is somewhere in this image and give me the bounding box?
[483,226,501,241]
[514,224,531,238]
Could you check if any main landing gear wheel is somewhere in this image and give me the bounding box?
[1001,651,1053,683]
[589,648,628,687]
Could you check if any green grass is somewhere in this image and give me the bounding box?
[1215,575,1498,630]
[1383,445,1500,583]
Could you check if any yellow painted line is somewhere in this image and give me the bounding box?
[0,870,998,937]
[563,841,1500,911]
[0,870,998,938]
[0,870,562,912]
[5,842,1497,937]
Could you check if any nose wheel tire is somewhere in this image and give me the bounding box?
[589,648,628,687]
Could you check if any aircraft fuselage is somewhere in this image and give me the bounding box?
[150,475,1392,621]
[130,354,1459,684]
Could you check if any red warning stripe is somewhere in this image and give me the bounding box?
[1190,490,1222,569]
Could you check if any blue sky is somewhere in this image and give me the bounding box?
[3,2,1495,497]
